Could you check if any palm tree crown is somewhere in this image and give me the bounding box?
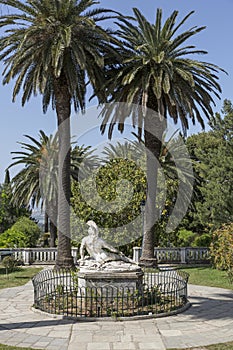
[0,0,118,111]
[8,130,100,246]
[0,0,119,268]
[101,8,225,136]
[8,131,57,208]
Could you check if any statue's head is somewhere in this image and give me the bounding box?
[86,220,99,237]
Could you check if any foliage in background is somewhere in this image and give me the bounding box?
[8,131,59,247]
[71,134,195,253]
[185,100,233,232]
[192,233,212,247]
[209,223,233,282]
[71,156,147,255]
[0,173,30,234]
[8,130,100,247]
[176,229,196,247]
[175,229,212,247]
[0,217,41,248]
[156,131,195,247]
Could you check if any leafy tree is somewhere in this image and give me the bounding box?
[100,8,224,266]
[0,171,30,234]
[176,229,196,247]
[0,0,119,268]
[192,233,212,247]
[185,99,233,231]
[0,216,41,248]
[71,135,194,252]
[71,156,147,253]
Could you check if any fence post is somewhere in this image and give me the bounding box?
[180,247,187,264]
[133,247,141,263]
[23,248,31,265]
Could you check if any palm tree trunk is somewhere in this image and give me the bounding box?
[47,198,58,247]
[140,104,166,267]
[54,75,74,269]
[49,220,57,247]
[44,211,49,233]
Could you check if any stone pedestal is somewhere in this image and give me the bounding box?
[78,269,144,296]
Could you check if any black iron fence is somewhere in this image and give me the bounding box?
[32,268,189,319]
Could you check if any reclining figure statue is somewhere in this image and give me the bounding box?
[79,220,136,269]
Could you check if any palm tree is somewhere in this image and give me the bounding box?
[0,0,119,268]
[8,131,59,247]
[100,8,225,266]
[8,131,100,247]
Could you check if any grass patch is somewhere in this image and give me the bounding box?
[0,345,41,350]
[180,267,233,290]
[206,343,233,349]
[169,341,233,349]
[0,266,42,289]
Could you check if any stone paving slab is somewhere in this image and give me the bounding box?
[0,282,232,349]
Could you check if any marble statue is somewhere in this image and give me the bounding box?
[79,220,137,270]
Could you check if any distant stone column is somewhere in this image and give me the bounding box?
[23,248,31,265]
[133,247,142,263]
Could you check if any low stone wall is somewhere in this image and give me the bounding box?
[0,246,210,265]
[133,247,210,265]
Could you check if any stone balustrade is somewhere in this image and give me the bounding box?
[0,247,79,265]
[133,246,210,264]
[0,246,210,265]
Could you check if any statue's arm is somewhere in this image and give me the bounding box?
[102,240,119,253]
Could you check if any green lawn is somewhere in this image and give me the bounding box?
[181,266,233,290]
[0,341,233,350]
[169,341,233,349]
[0,346,40,350]
[0,266,42,289]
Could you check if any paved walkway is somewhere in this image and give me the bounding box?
[0,281,232,350]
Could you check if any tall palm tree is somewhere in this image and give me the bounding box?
[0,0,119,268]
[100,8,225,266]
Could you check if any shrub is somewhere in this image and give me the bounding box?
[176,229,196,247]
[2,256,17,271]
[192,233,212,247]
[209,223,233,282]
[0,216,41,248]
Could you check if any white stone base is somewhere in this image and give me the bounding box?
[77,270,144,296]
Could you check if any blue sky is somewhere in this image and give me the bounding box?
[0,0,232,183]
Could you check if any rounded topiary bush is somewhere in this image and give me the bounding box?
[0,216,41,248]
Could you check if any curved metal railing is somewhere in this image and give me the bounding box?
[32,268,189,319]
